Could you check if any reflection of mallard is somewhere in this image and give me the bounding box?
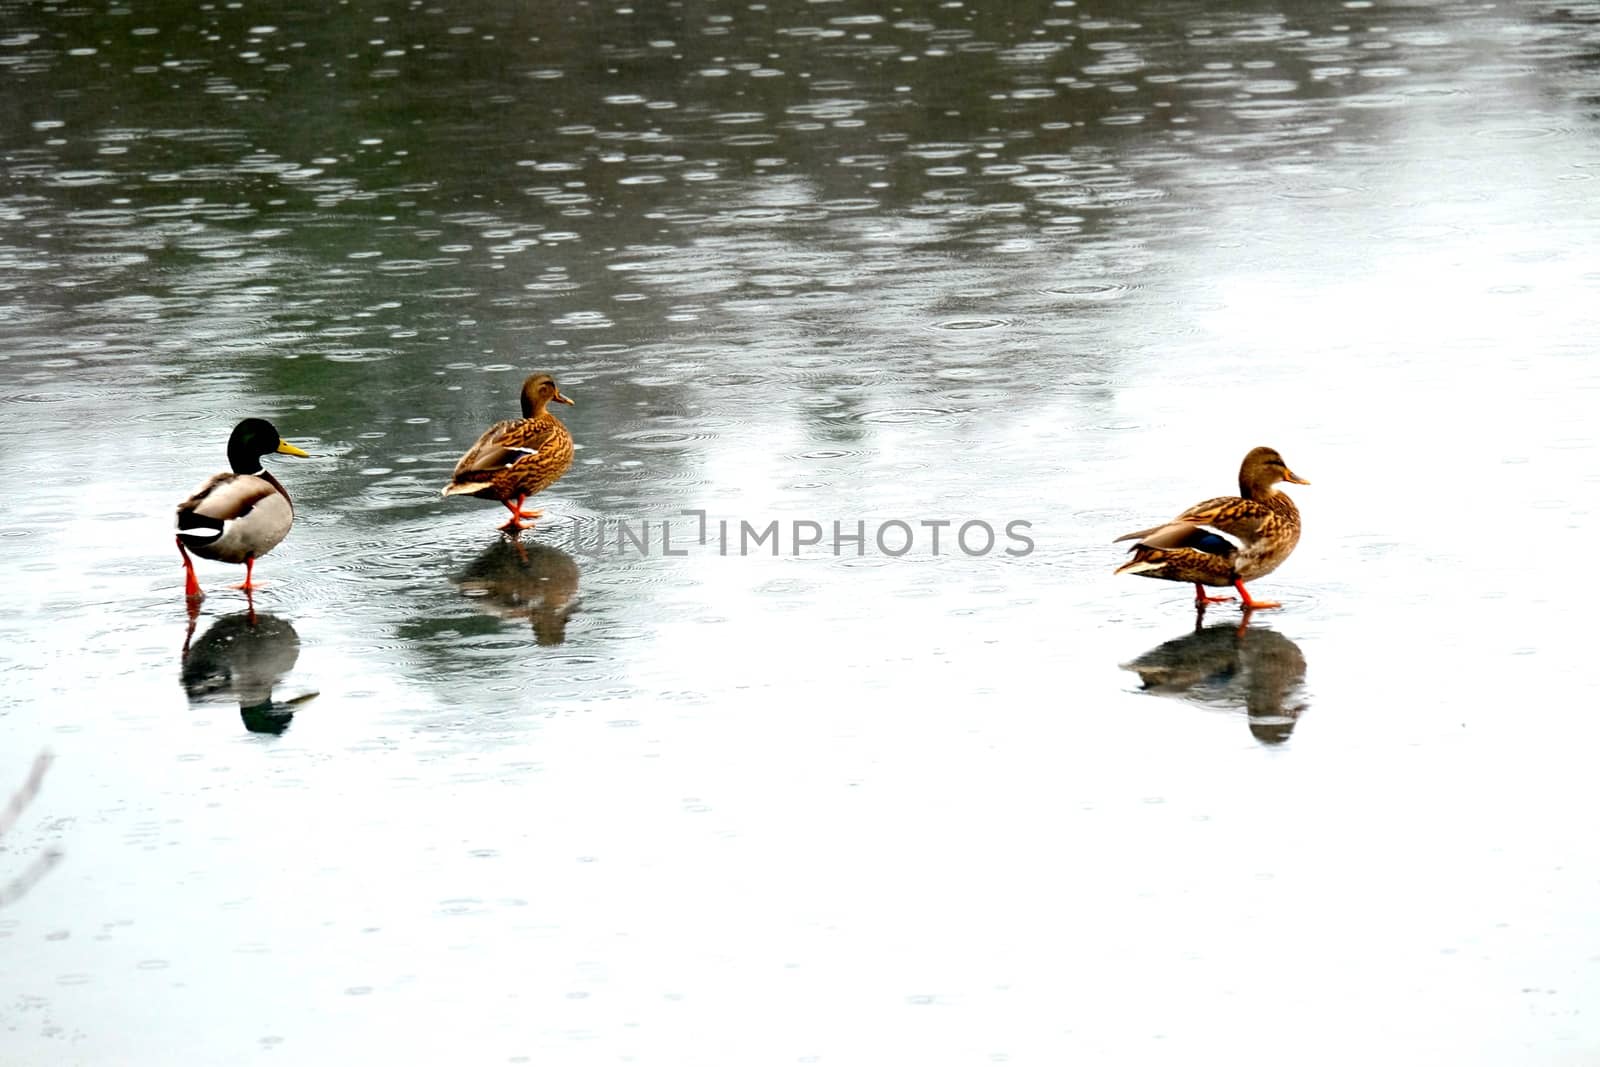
[181,612,317,734]
[1115,446,1308,611]
[454,538,580,645]
[176,418,310,599]
[441,374,576,534]
[1121,619,1308,744]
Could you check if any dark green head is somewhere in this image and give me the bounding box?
[227,418,309,474]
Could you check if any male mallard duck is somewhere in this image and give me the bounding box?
[176,418,309,599]
[441,373,575,533]
[1114,446,1309,610]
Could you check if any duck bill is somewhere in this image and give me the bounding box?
[553,391,575,406]
[276,440,310,458]
[1283,470,1310,485]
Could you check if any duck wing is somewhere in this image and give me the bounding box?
[447,416,566,484]
[176,473,282,547]
[1115,495,1275,559]
[446,418,526,483]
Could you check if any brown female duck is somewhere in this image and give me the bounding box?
[1114,446,1309,610]
[176,418,309,599]
[441,373,575,533]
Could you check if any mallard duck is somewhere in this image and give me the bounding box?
[441,373,575,533]
[176,418,309,599]
[1114,446,1309,610]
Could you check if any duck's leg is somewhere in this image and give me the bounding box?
[232,555,259,592]
[1194,583,1233,606]
[178,537,204,600]
[1233,579,1280,610]
[498,496,530,534]
[509,493,542,522]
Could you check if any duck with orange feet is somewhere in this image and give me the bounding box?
[441,373,575,534]
[1114,446,1309,611]
[176,418,309,601]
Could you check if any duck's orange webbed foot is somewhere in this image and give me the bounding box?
[498,500,529,534]
[231,556,262,592]
[1194,583,1234,606]
[499,495,542,532]
[1233,580,1280,611]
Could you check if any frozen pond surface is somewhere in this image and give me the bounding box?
[3,1,1600,1062]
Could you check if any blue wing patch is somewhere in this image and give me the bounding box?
[1185,530,1237,558]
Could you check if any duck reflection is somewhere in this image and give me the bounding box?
[181,611,317,734]
[1121,614,1309,744]
[453,538,580,645]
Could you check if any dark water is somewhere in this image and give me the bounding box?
[4,1,1600,1062]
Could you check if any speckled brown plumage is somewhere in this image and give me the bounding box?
[1114,446,1309,610]
[442,373,575,533]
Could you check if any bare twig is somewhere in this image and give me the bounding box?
[0,751,53,838]
[0,849,62,908]
[1,750,59,909]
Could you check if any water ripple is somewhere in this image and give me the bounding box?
[1043,281,1135,301]
[853,407,954,425]
[610,428,718,451]
[931,317,1009,331]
